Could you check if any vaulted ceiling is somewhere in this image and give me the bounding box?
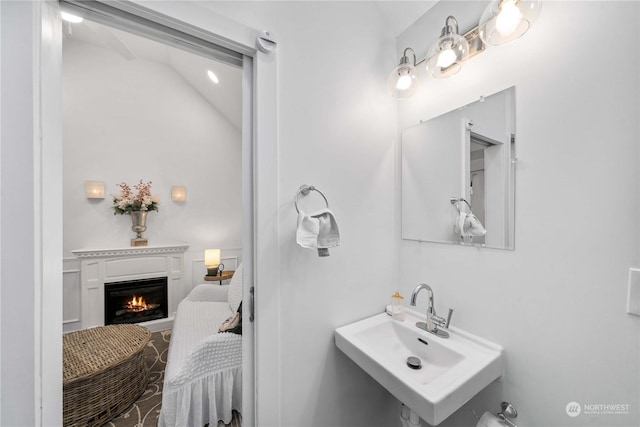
[62,1,437,131]
[63,19,243,130]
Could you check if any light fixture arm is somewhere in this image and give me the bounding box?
[443,15,460,36]
[398,47,426,68]
[400,47,417,66]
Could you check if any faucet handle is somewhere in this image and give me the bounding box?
[445,308,454,328]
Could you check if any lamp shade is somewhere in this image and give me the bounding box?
[387,58,420,99]
[425,18,469,78]
[204,249,220,267]
[85,180,105,199]
[478,0,542,46]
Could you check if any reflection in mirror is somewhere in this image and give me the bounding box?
[401,87,515,249]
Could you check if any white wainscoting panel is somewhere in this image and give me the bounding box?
[63,258,82,333]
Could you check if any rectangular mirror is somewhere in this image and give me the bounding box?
[401,87,515,249]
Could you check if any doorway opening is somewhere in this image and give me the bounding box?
[61,6,249,426]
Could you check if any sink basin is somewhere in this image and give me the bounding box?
[334,309,504,426]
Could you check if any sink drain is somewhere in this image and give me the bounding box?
[406,356,422,370]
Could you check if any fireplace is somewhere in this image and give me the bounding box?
[104,277,168,325]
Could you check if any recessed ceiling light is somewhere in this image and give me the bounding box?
[207,70,219,84]
[61,11,84,23]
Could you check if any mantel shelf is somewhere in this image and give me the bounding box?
[71,243,189,259]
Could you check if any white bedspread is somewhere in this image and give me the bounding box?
[159,283,242,427]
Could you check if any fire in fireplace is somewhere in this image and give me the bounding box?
[104,277,168,325]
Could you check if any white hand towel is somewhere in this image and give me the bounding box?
[466,213,486,236]
[454,211,486,237]
[455,211,467,236]
[297,211,320,248]
[297,208,340,256]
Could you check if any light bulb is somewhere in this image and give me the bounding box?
[437,48,457,68]
[426,35,467,78]
[496,0,523,35]
[479,0,540,45]
[61,11,83,23]
[396,74,413,91]
[387,62,419,98]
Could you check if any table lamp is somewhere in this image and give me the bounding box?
[205,249,222,277]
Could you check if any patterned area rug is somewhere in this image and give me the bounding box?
[105,329,242,427]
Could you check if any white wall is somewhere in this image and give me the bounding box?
[63,39,242,290]
[203,2,400,426]
[396,2,640,426]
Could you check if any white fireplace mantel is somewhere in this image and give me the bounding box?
[71,243,189,259]
[71,242,189,331]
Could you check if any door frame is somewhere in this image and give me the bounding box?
[37,1,280,425]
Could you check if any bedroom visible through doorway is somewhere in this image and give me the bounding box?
[61,12,246,426]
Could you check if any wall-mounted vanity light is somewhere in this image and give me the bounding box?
[388,0,541,98]
[171,185,187,202]
[85,180,105,199]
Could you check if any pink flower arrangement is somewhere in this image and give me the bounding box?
[112,180,159,215]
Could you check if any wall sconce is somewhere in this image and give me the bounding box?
[85,180,105,199]
[388,0,541,98]
[204,249,224,277]
[171,185,187,202]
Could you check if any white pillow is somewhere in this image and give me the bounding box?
[228,263,243,313]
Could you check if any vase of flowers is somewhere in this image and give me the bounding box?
[112,180,159,246]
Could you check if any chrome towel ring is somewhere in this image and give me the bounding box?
[295,184,329,213]
[450,197,471,213]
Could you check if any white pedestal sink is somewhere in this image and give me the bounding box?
[334,309,504,426]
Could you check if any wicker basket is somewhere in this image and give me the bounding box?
[63,324,151,427]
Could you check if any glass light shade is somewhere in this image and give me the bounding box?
[478,0,542,46]
[171,185,187,202]
[425,33,469,78]
[84,180,105,199]
[387,63,420,99]
[204,249,221,267]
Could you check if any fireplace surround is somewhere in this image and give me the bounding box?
[71,243,188,331]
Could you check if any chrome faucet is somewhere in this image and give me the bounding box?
[410,284,453,338]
